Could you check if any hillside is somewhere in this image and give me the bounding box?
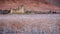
[0,0,60,12]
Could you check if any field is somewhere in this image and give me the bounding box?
[0,14,60,34]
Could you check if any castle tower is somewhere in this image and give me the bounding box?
[10,5,25,14]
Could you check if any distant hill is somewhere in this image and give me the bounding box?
[0,0,60,12]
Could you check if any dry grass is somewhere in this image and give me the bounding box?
[0,14,59,34]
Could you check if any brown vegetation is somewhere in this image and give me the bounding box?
[0,14,60,34]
